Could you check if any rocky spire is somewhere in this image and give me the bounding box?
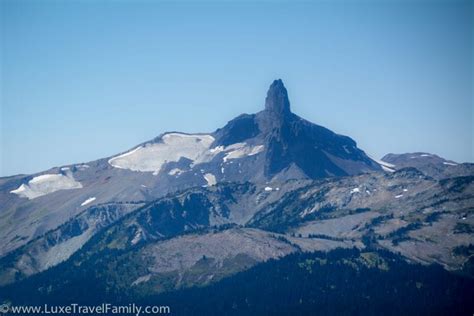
[264,79,291,117]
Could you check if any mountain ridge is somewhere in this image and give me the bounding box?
[0,80,472,310]
[0,79,383,257]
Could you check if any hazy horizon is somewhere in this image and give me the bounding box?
[1,0,473,177]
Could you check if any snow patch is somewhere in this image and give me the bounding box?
[203,173,217,186]
[10,174,82,200]
[81,197,96,206]
[131,229,143,245]
[443,162,458,166]
[222,144,264,162]
[370,156,395,172]
[381,165,395,172]
[350,188,360,194]
[209,146,225,154]
[168,168,183,176]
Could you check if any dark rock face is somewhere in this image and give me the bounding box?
[214,79,381,180]
[261,116,379,178]
[212,114,260,147]
[264,79,291,118]
[256,80,380,178]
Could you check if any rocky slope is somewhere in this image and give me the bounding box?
[381,152,474,179]
[0,79,472,306]
[1,167,472,297]
[0,79,380,258]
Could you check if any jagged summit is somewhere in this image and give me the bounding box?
[264,79,291,117]
[211,79,382,179]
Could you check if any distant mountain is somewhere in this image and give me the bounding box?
[0,79,380,257]
[382,152,474,179]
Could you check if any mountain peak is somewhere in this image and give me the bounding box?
[264,79,291,116]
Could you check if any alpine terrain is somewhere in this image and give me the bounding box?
[0,80,473,315]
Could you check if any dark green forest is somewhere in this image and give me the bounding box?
[1,248,473,316]
[143,248,474,316]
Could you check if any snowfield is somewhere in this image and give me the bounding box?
[108,133,264,174]
[108,133,215,173]
[10,174,83,199]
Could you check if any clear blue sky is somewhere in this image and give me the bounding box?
[1,0,472,176]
